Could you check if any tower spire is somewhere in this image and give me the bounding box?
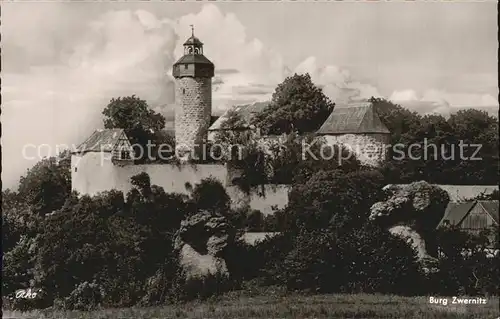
[190,24,194,37]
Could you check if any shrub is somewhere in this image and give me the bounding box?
[428,227,500,295]
[63,281,105,311]
[276,225,423,295]
[169,268,238,302]
[190,178,231,215]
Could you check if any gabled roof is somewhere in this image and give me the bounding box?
[477,200,499,225]
[73,129,128,153]
[437,200,499,229]
[437,202,475,228]
[316,102,390,135]
[209,101,270,131]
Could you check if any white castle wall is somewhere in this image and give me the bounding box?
[71,153,289,215]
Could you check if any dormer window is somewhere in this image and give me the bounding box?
[184,64,188,70]
[120,150,130,160]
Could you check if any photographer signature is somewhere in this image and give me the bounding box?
[14,288,42,299]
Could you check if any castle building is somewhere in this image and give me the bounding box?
[71,30,390,212]
[172,27,214,159]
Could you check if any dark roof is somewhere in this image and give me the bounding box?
[477,200,499,225]
[73,129,127,153]
[209,101,270,131]
[184,36,203,46]
[173,54,213,66]
[316,102,390,135]
[437,202,475,228]
[210,115,220,126]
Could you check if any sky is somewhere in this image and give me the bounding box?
[1,2,498,189]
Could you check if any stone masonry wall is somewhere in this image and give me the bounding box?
[323,133,390,166]
[175,77,212,158]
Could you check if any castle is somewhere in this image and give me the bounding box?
[71,30,390,214]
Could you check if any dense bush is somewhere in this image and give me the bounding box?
[284,168,386,232]
[62,281,105,311]
[274,225,424,295]
[426,227,500,296]
[372,97,499,185]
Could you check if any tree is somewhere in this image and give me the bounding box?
[252,73,334,135]
[275,225,422,295]
[445,109,499,185]
[189,178,231,215]
[17,154,71,217]
[245,210,264,232]
[102,95,167,162]
[371,97,499,185]
[285,168,386,233]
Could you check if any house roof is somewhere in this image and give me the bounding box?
[209,101,270,131]
[477,200,499,225]
[316,102,390,135]
[73,129,127,153]
[437,200,499,229]
[173,54,214,66]
[437,202,476,228]
[383,184,499,202]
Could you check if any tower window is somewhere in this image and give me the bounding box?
[182,88,186,94]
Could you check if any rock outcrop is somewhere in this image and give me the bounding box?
[370,181,450,267]
[174,210,236,280]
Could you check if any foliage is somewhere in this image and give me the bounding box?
[429,227,500,295]
[284,168,386,232]
[189,177,231,215]
[252,73,334,135]
[170,271,238,302]
[17,155,71,217]
[62,281,105,311]
[3,173,189,310]
[102,95,167,162]
[270,225,423,295]
[469,189,499,201]
[371,97,499,185]
[245,210,265,231]
[267,133,360,185]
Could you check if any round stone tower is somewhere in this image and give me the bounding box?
[172,27,215,160]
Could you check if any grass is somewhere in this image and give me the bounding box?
[3,288,499,319]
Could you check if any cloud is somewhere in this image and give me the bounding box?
[294,57,382,104]
[389,90,420,102]
[2,8,178,188]
[390,89,499,117]
[216,69,240,75]
[172,4,288,111]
